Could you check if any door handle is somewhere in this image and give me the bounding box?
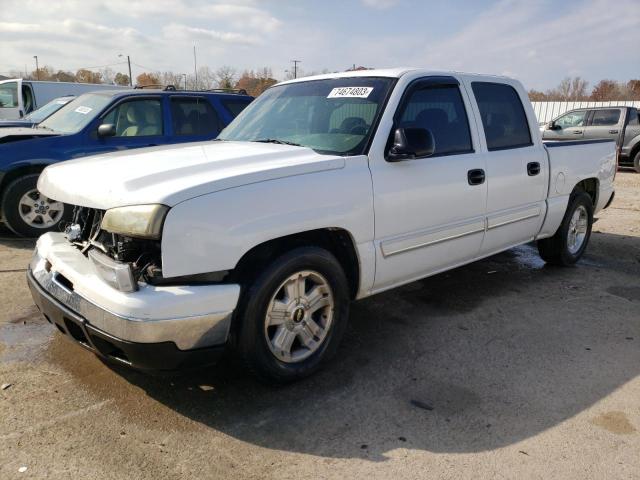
[467,169,485,186]
[572,130,583,134]
[527,161,541,176]
[609,130,619,134]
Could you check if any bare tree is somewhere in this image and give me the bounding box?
[215,66,237,89]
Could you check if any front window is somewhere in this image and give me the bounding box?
[39,93,112,134]
[100,99,163,137]
[555,111,586,129]
[0,81,18,108]
[218,77,395,155]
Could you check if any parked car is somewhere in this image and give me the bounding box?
[542,106,640,172]
[0,79,125,120]
[0,95,75,128]
[28,69,616,383]
[0,88,253,236]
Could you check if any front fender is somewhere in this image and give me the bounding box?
[160,156,374,280]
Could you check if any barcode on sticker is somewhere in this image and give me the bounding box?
[327,87,373,99]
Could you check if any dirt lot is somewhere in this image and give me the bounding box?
[1,173,638,480]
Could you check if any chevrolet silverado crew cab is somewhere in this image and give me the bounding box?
[27,69,616,383]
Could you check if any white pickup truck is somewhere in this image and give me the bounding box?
[27,69,616,383]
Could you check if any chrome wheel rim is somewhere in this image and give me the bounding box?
[18,189,64,229]
[567,205,588,254]
[264,270,335,363]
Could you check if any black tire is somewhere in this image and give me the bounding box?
[537,191,593,266]
[1,174,70,237]
[235,246,350,384]
[634,151,640,174]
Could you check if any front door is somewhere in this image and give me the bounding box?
[542,109,587,140]
[369,76,487,291]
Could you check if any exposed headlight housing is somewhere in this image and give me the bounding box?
[101,204,169,239]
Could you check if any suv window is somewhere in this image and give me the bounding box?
[397,85,473,156]
[0,81,18,108]
[101,98,163,137]
[591,109,620,126]
[472,82,532,150]
[170,97,222,136]
[221,99,252,117]
[555,110,586,129]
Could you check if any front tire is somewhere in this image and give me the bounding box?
[537,191,593,266]
[235,247,350,384]
[1,174,70,237]
[633,151,640,174]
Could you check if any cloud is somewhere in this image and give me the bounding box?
[163,23,259,46]
[417,0,640,89]
[360,0,400,9]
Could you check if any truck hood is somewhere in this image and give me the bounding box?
[0,127,61,144]
[38,141,346,209]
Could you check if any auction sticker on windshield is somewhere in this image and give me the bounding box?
[327,87,373,99]
[74,106,92,114]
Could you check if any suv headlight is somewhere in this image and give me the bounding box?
[101,204,169,239]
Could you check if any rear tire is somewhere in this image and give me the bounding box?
[633,151,640,173]
[235,246,350,384]
[537,191,593,266]
[1,174,70,237]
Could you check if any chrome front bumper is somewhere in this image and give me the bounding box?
[29,233,241,351]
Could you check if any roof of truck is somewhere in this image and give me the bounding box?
[278,68,515,85]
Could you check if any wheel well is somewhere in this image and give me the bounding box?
[572,178,598,206]
[231,228,361,299]
[629,141,640,162]
[0,166,46,201]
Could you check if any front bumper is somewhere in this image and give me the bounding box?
[27,233,241,371]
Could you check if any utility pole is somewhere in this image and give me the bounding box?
[118,54,133,86]
[291,60,301,79]
[193,46,198,90]
[33,56,39,80]
[182,73,187,90]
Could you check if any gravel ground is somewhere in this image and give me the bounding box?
[0,172,638,480]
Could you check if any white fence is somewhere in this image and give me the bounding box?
[532,101,640,124]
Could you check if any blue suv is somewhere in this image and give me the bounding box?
[0,88,253,236]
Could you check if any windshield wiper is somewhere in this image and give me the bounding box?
[253,138,304,147]
[36,125,53,131]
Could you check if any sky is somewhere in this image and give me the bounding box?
[0,0,638,90]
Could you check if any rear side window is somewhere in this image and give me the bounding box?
[170,97,222,136]
[397,85,473,156]
[222,99,252,117]
[591,109,620,126]
[472,82,532,151]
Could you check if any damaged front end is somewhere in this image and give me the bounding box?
[65,207,164,291]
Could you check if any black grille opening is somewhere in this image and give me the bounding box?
[63,318,90,347]
[90,336,131,365]
[54,272,74,292]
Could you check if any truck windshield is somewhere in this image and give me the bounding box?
[218,77,395,155]
[39,93,112,134]
[0,81,18,108]
[24,97,73,123]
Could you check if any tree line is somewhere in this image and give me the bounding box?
[10,65,640,101]
[528,77,640,102]
[9,64,328,97]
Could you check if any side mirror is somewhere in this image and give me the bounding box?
[549,121,561,131]
[387,127,435,162]
[98,123,116,137]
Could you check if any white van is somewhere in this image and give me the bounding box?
[0,79,125,120]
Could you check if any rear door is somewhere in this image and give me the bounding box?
[168,96,224,142]
[542,109,587,140]
[583,108,623,142]
[468,81,548,255]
